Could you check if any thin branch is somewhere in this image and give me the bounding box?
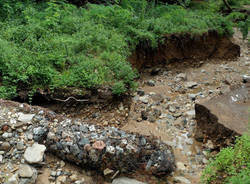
[223,0,232,12]
[53,96,89,102]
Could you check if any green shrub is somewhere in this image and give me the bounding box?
[202,135,250,184]
[0,0,235,99]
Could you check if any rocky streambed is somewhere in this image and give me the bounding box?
[0,30,249,184]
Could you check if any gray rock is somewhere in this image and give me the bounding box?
[18,164,35,178]
[146,80,155,87]
[151,93,164,104]
[78,137,90,147]
[112,177,146,184]
[169,106,176,113]
[18,114,35,123]
[202,158,208,164]
[185,81,198,88]
[24,143,46,164]
[139,96,149,104]
[50,171,57,177]
[174,176,191,184]
[5,174,19,184]
[56,175,67,184]
[26,133,33,140]
[186,110,195,117]
[176,73,187,81]
[137,89,145,96]
[33,127,48,142]
[0,155,3,163]
[2,132,10,139]
[185,138,193,145]
[17,141,25,151]
[188,93,199,100]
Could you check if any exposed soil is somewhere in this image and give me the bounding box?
[129,31,240,69]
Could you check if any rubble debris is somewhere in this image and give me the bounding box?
[0,100,175,176]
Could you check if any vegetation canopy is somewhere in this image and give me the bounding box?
[0,0,248,100]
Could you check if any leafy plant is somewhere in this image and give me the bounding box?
[202,134,250,184]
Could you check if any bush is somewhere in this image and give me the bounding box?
[202,134,250,184]
[0,0,235,99]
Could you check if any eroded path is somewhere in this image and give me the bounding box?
[122,30,249,183]
[0,30,249,184]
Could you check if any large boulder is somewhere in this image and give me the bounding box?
[194,84,249,147]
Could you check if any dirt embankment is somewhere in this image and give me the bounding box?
[129,31,240,69]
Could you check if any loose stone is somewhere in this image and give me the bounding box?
[17,141,25,151]
[18,113,35,123]
[112,177,146,184]
[18,164,34,178]
[174,176,191,184]
[24,143,46,164]
[0,142,11,151]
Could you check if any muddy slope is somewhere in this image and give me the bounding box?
[129,31,240,69]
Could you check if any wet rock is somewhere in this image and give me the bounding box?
[173,176,191,184]
[24,143,46,164]
[18,114,35,123]
[112,177,146,184]
[0,142,11,151]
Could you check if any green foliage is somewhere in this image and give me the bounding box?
[0,0,235,99]
[190,0,250,39]
[202,135,250,184]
